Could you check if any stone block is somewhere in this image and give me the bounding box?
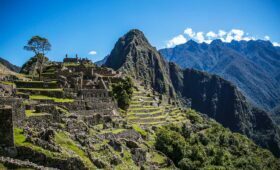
[0,105,14,147]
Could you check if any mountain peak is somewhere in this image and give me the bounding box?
[125,29,144,37]
[121,29,149,45]
[105,29,175,95]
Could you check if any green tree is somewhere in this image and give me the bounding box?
[24,36,51,80]
[111,77,133,110]
[155,127,186,164]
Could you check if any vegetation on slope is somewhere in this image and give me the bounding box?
[155,114,280,170]
[111,77,133,110]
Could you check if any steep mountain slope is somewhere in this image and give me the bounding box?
[104,29,280,157]
[0,57,20,72]
[105,29,175,96]
[159,40,280,111]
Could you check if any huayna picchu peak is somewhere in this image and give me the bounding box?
[1,27,280,170]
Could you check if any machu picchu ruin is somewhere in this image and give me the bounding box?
[1,29,280,170]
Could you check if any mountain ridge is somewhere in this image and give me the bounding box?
[159,39,280,111]
[0,57,21,72]
[104,29,280,157]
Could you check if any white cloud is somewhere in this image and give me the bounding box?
[184,28,195,38]
[242,37,255,41]
[196,32,205,43]
[166,34,187,48]
[166,27,278,47]
[231,29,244,41]
[88,50,97,55]
[273,42,280,47]
[206,31,218,38]
[264,36,270,40]
[218,30,227,37]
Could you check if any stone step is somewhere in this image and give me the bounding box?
[128,107,161,113]
[128,116,167,123]
[128,111,166,118]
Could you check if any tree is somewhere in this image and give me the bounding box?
[24,36,51,80]
[111,77,133,110]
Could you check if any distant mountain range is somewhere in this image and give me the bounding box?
[0,57,20,72]
[159,40,280,112]
[104,29,280,157]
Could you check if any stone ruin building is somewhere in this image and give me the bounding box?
[0,54,124,150]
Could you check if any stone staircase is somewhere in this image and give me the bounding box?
[126,83,188,127]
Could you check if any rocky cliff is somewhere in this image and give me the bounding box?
[105,29,280,157]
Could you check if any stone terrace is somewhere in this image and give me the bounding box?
[126,83,189,128]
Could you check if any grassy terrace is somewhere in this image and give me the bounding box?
[15,80,57,83]
[25,110,51,117]
[14,128,65,159]
[99,128,126,134]
[0,81,15,86]
[55,132,95,169]
[29,95,74,103]
[127,84,189,127]
[17,88,63,91]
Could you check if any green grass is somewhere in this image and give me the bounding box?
[14,128,63,158]
[25,110,51,117]
[17,88,63,91]
[99,128,126,134]
[63,62,80,67]
[132,124,147,138]
[128,106,160,111]
[150,152,166,164]
[114,149,138,170]
[55,132,94,169]
[127,110,164,116]
[0,81,15,85]
[15,80,57,83]
[29,95,74,103]
[0,163,6,170]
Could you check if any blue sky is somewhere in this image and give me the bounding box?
[0,0,279,66]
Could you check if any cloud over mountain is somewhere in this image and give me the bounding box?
[166,28,280,47]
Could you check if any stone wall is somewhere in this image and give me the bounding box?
[15,81,58,89]
[0,105,14,147]
[0,97,25,126]
[77,89,109,99]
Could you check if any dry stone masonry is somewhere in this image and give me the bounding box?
[0,105,14,147]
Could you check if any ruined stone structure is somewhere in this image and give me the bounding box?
[0,105,14,147]
[63,54,91,64]
[0,97,25,126]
